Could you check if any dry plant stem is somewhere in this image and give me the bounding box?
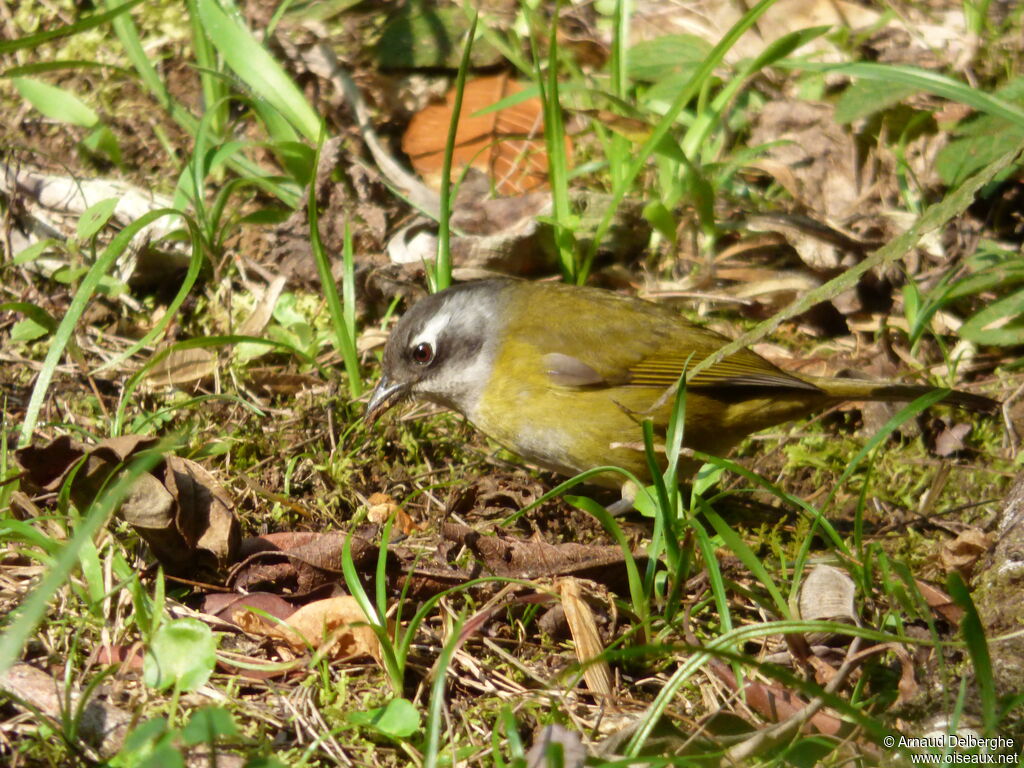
[1002,382,1023,454]
[313,42,441,217]
[723,636,864,763]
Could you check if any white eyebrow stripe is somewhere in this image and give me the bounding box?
[410,310,452,350]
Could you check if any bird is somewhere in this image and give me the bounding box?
[365,278,996,490]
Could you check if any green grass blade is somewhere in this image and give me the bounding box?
[824,389,950,510]
[104,0,174,111]
[700,504,789,618]
[567,495,648,630]
[680,26,829,160]
[607,0,632,189]
[0,0,145,55]
[308,130,363,398]
[689,513,733,634]
[185,0,228,140]
[91,218,204,375]
[195,0,320,142]
[100,0,300,206]
[12,77,99,127]
[430,9,478,292]
[581,0,782,277]
[946,573,997,734]
[340,532,403,693]
[538,4,576,283]
[423,611,466,768]
[785,61,1024,129]
[18,208,186,448]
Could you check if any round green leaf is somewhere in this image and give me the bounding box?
[143,618,217,692]
[348,697,422,739]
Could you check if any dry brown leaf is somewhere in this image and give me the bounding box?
[748,101,860,228]
[366,492,419,534]
[16,435,240,574]
[203,591,298,627]
[845,642,922,705]
[933,421,973,458]
[914,579,964,625]
[246,368,325,397]
[265,596,381,663]
[441,522,646,594]
[403,74,571,195]
[893,645,921,705]
[93,644,145,672]
[798,564,859,646]
[229,531,377,594]
[940,529,992,578]
[559,578,612,696]
[237,275,287,336]
[164,455,238,565]
[145,346,217,389]
[708,658,849,737]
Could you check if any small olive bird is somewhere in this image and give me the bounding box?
[365,279,996,488]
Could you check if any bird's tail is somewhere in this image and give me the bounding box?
[814,378,998,413]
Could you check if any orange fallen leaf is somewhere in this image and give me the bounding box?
[367,492,419,534]
[403,74,571,195]
[241,596,381,663]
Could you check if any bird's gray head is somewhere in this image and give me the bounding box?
[364,280,511,423]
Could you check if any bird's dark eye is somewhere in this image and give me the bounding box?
[411,341,434,365]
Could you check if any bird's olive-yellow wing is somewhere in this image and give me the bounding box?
[625,352,821,390]
[512,281,819,393]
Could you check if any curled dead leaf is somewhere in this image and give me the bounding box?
[933,420,973,457]
[15,435,240,574]
[799,565,858,625]
[940,528,992,578]
[367,492,418,534]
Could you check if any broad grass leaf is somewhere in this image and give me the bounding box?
[935,115,1024,187]
[376,5,501,69]
[181,707,239,745]
[835,78,918,123]
[195,0,319,142]
[13,76,98,127]
[77,197,119,240]
[627,34,711,83]
[958,287,1024,346]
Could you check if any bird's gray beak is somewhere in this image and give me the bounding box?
[364,375,410,426]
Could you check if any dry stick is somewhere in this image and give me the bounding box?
[308,41,442,219]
